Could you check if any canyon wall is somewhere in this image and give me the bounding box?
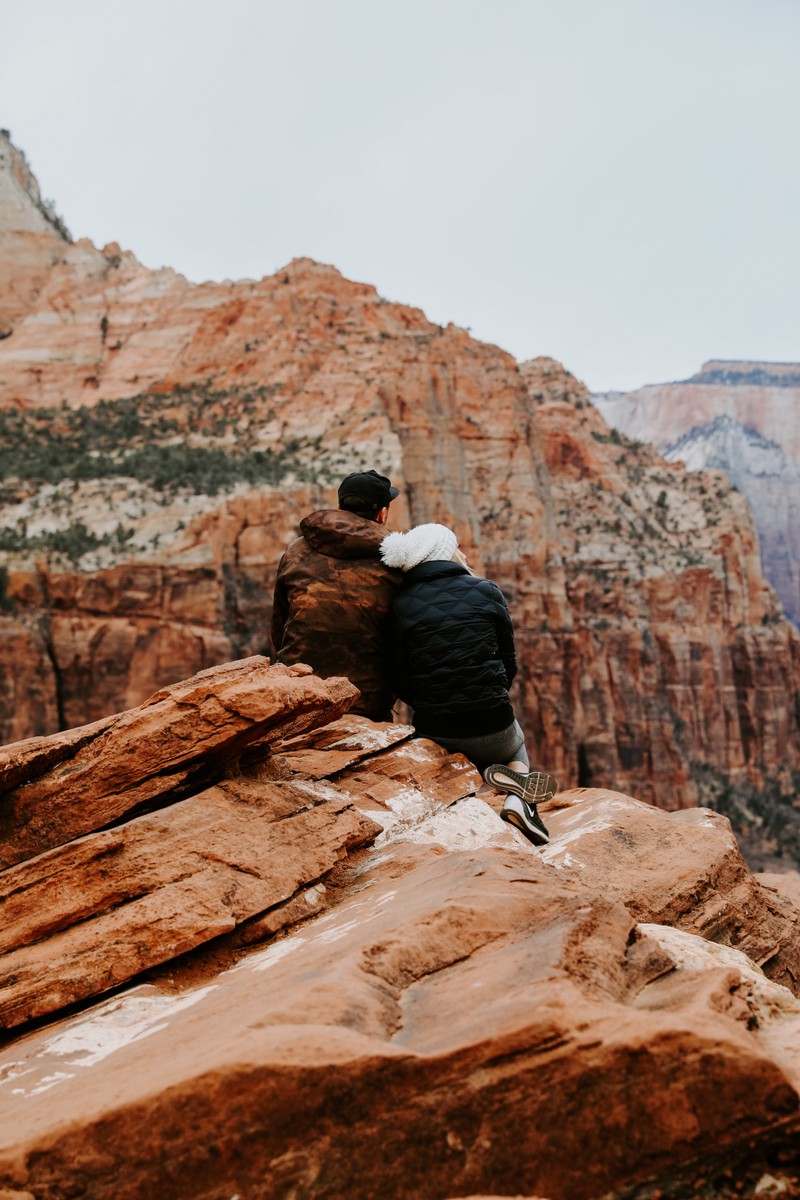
[594,360,800,626]
[1,132,799,863]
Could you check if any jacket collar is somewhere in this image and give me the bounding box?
[402,560,470,583]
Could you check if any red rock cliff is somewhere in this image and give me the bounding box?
[1,135,799,864]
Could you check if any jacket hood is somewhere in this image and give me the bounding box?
[300,509,387,560]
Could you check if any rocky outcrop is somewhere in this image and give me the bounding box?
[0,659,799,1199]
[0,656,358,867]
[2,136,800,869]
[594,360,800,626]
[0,131,71,339]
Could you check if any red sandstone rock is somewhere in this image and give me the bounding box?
[0,616,61,743]
[0,835,798,1199]
[540,788,800,993]
[0,657,357,867]
[0,697,112,796]
[759,870,800,911]
[0,774,380,1028]
[0,660,799,1198]
[267,713,415,778]
[0,711,490,1030]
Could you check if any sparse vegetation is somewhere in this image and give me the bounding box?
[591,426,643,450]
[0,384,332,496]
[693,762,800,870]
[0,520,135,564]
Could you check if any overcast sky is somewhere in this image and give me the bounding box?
[2,0,798,392]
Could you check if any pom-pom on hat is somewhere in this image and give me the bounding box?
[380,523,458,571]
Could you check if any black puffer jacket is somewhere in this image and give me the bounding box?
[390,560,518,737]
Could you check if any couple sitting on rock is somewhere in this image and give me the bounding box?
[270,468,557,846]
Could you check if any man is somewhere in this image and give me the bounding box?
[271,469,402,720]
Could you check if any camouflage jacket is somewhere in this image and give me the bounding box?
[270,509,402,720]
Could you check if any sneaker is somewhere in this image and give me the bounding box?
[500,794,550,846]
[483,764,559,803]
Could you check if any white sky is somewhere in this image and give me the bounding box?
[2,0,799,392]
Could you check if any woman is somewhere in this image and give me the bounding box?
[380,523,557,846]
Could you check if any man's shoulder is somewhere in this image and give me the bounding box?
[277,535,307,567]
[344,556,403,590]
[279,536,400,588]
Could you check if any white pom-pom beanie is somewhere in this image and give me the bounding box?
[380,523,459,571]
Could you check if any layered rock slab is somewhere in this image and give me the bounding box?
[1,831,798,1200]
[2,661,800,1197]
[540,788,800,994]
[0,656,357,867]
[264,713,415,778]
[0,774,380,1029]
[0,710,486,1030]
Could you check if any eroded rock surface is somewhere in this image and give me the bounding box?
[539,788,800,992]
[0,774,380,1028]
[0,661,799,1199]
[0,656,356,867]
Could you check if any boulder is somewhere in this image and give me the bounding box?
[1,669,799,1199]
[0,657,357,867]
[540,788,800,994]
[0,820,798,1200]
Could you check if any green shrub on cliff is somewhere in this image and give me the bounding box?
[0,385,313,496]
[0,521,105,562]
[0,521,136,564]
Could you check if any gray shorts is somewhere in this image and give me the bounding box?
[426,720,529,773]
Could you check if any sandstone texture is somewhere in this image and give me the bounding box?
[1,133,800,870]
[0,660,799,1199]
[0,656,357,867]
[594,359,800,627]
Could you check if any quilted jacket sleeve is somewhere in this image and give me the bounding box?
[492,583,517,687]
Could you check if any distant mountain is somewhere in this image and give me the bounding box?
[594,361,800,626]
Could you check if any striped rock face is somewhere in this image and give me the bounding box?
[594,361,800,628]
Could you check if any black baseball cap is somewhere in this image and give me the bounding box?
[337,469,400,508]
